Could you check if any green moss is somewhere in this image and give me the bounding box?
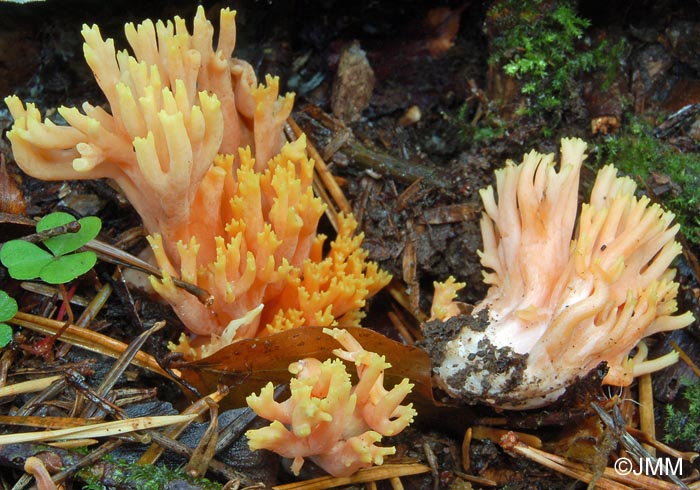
[451,101,507,146]
[665,380,700,450]
[80,460,222,490]
[596,121,700,245]
[487,0,625,117]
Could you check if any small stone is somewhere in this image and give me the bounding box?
[398,105,422,127]
[331,41,375,123]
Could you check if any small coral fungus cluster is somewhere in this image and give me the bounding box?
[4,7,389,359]
[425,137,694,409]
[246,328,416,477]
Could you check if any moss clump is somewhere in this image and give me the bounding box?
[487,0,625,116]
[596,120,700,245]
[81,460,222,490]
[452,102,507,146]
[665,380,700,450]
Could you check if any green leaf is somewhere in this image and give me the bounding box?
[0,324,12,348]
[36,212,76,233]
[40,213,101,256]
[0,291,18,322]
[40,251,97,284]
[0,240,53,280]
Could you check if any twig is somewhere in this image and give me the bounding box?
[79,321,166,419]
[14,221,81,244]
[592,403,690,490]
[272,463,430,490]
[0,376,62,398]
[670,340,700,378]
[626,427,698,462]
[342,138,450,189]
[10,312,179,380]
[139,388,229,465]
[85,239,212,304]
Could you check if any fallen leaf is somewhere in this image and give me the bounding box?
[0,155,26,215]
[181,327,435,407]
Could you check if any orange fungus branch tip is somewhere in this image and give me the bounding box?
[4,8,391,359]
[245,328,416,477]
[425,137,694,409]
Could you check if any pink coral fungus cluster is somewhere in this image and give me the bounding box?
[426,137,694,409]
[4,7,389,358]
[246,328,416,477]
[6,7,288,252]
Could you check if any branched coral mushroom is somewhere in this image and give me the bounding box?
[6,7,288,255]
[246,328,416,477]
[4,8,390,358]
[424,138,694,409]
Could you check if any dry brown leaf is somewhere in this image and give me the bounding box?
[181,327,435,407]
[0,155,26,214]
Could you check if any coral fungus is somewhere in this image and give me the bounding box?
[4,7,389,358]
[5,7,290,257]
[150,137,389,358]
[246,328,416,477]
[424,137,694,409]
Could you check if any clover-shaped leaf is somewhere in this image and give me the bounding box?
[0,291,17,348]
[40,251,97,284]
[39,212,101,256]
[0,326,11,349]
[0,240,53,280]
[0,291,17,323]
[0,212,101,284]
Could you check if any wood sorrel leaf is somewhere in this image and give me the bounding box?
[0,324,11,348]
[40,251,98,284]
[0,240,53,280]
[0,291,17,322]
[39,212,101,256]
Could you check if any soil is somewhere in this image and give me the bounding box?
[1,0,700,488]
